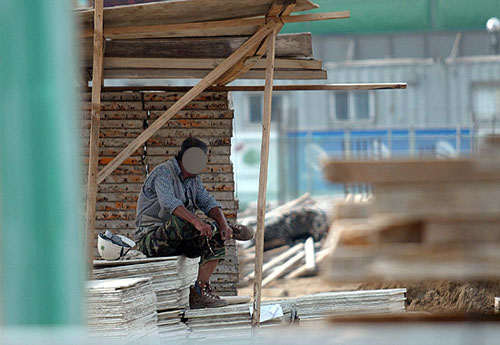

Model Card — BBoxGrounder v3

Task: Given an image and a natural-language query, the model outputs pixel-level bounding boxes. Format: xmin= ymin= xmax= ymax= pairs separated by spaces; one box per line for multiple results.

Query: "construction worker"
xmin=134 ymin=137 xmax=253 ymax=309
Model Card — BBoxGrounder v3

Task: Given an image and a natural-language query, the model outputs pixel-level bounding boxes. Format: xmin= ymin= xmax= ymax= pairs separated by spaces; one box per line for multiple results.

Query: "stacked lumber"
xmin=93 ymin=257 xmax=198 ymax=339
xmin=156 ymin=310 xmax=190 ymax=341
xmin=296 ymin=288 xmax=407 ymax=325
xmin=322 ymin=136 xmax=500 ymax=282
xmin=81 ymin=90 xmax=239 ymax=295
xmin=76 ymin=0 xmax=328 ymax=81
xmin=86 ymin=277 xmax=159 ymax=343
xmin=184 ymin=299 xmax=295 ymax=341
xmin=93 ymin=257 xmax=198 ymax=310
xmin=239 ymin=193 xmax=329 ymax=251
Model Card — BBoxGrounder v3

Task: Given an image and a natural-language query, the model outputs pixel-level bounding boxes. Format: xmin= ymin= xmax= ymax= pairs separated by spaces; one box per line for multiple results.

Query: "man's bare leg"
xmin=197 ymin=259 xmax=219 ymax=282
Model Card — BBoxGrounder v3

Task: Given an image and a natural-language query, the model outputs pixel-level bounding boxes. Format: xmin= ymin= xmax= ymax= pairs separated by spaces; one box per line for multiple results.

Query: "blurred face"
xmin=181 ymin=147 xmax=207 ymax=177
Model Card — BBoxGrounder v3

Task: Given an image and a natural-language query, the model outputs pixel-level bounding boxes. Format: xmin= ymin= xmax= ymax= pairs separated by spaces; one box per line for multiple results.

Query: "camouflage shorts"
xmin=136 ymin=216 xmax=225 ymax=266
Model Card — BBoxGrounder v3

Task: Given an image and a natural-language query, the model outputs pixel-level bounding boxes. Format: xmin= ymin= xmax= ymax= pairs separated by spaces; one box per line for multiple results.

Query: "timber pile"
xmin=183 ymin=288 xmax=406 ymax=340
xmin=75 ymin=0 xmax=328 ymax=81
xmin=93 ymin=256 xmax=198 ymax=311
xmin=239 ymin=238 xmax=331 ymax=288
xmin=239 ymin=193 xmax=330 ymax=250
xmin=296 ymin=288 xmax=407 ymax=325
xmin=82 ymin=90 xmax=239 ymax=295
xmin=322 ymin=136 xmax=500 ymax=282
xmin=184 ymin=299 xmax=295 ymax=341
xmin=86 ymin=277 xmax=159 ymax=343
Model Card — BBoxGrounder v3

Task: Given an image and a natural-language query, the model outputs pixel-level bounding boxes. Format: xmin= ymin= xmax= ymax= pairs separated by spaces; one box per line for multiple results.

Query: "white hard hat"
xmin=97 ymin=231 xmax=135 ymax=260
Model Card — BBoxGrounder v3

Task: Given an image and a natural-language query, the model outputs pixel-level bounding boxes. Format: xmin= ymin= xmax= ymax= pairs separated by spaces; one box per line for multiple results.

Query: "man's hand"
xmin=194 ymin=220 xmax=213 ymax=237
xmin=219 ymin=224 xmax=233 ymax=241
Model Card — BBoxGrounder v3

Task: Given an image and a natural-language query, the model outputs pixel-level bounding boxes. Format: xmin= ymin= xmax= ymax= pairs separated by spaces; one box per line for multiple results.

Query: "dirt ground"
xmin=238 ymin=276 xmax=500 ymax=314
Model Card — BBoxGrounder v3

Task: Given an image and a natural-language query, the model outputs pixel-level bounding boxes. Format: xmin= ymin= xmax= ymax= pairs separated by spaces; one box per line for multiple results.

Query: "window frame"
xmin=330 ymin=90 xmax=376 ymax=124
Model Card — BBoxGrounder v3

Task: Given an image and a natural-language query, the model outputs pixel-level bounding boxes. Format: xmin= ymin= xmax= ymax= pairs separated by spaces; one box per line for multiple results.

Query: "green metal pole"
xmin=0 ymin=0 xmax=84 ymax=325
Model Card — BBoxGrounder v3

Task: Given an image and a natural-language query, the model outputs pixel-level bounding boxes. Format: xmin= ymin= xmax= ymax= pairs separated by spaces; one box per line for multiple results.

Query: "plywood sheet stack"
xmin=86 ymin=277 xmax=159 ymax=343
xmin=81 ymin=90 xmax=239 ymax=295
xmin=184 ymin=299 xmax=294 ymax=341
xmin=296 ymin=288 xmax=407 ymax=325
xmin=93 ymin=256 xmax=198 ymax=339
xmin=93 ymin=256 xmax=199 ymax=310
xmin=322 ymin=136 xmax=500 ymax=282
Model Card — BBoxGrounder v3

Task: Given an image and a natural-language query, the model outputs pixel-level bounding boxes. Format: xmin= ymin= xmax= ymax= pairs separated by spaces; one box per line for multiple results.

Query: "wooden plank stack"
xmin=86 ymin=277 xmax=159 ymax=343
xmin=82 ymin=90 xmax=239 ymax=295
xmin=93 ymin=256 xmax=198 ymax=339
xmin=93 ymin=256 xmax=199 ymax=311
xmin=296 ymin=288 xmax=407 ymax=325
xmin=184 ymin=299 xmax=295 ymax=341
xmin=322 ymin=136 xmax=500 ymax=282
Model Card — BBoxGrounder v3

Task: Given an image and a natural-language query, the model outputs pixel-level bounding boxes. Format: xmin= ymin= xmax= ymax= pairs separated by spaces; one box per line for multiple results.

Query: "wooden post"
xmin=85 ymin=0 xmax=104 ymax=275
xmin=252 ymin=29 xmax=277 ymax=327
xmin=96 ymin=20 xmax=280 ymax=184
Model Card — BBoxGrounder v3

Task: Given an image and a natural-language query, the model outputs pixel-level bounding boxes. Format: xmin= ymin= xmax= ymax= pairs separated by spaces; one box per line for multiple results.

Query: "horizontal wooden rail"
xmin=81 ymin=11 xmax=350 ymax=39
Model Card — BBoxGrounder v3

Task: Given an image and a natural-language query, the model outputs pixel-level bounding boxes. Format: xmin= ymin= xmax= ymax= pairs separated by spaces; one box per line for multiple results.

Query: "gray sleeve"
xmin=195 ymin=177 xmax=221 ymax=215
xmin=154 ymin=167 xmax=184 ymax=214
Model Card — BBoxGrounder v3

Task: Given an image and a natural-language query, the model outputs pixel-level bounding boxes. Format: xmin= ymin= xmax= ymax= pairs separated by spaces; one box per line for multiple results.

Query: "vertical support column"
xmin=0 ymin=0 xmax=84 ymax=326
xmin=252 ymin=30 xmax=277 ymax=327
xmin=85 ymin=0 xmax=104 ymax=274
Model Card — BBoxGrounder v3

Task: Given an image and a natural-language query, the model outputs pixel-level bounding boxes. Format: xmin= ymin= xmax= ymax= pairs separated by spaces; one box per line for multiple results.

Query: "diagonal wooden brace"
xmin=96 ymin=19 xmax=281 ymax=184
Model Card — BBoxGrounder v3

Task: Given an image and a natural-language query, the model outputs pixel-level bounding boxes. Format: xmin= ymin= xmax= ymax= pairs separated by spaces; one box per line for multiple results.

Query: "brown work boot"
xmin=189 ymin=281 xmax=228 ymax=309
xmin=230 ymin=224 xmax=254 ymax=241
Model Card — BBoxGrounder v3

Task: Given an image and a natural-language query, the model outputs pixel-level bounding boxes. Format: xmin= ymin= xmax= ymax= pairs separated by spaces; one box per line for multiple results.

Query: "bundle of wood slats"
xmin=81 ymin=90 xmax=239 ymax=295
xmin=93 ymin=256 xmax=198 ymax=339
xmin=322 ymin=137 xmax=500 ymax=282
xmin=296 ymin=288 xmax=407 ymax=325
xmin=184 ymin=299 xmax=295 ymax=341
xmin=93 ymin=256 xmax=198 ymax=311
xmin=86 ymin=277 xmax=159 ymax=343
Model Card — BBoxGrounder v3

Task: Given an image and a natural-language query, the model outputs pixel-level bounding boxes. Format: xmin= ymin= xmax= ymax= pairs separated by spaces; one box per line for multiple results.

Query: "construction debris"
xmin=93 ymin=256 xmax=199 ymax=311
xmin=239 ymin=193 xmax=330 ymax=250
xmin=86 ymin=277 xmax=159 ymax=343
xmin=495 ymin=297 xmax=500 ymax=314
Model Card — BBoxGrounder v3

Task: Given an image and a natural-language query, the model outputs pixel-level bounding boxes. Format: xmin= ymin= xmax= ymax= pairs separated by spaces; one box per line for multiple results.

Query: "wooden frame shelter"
xmin=79 ymin=0 xmax=406 ymax=326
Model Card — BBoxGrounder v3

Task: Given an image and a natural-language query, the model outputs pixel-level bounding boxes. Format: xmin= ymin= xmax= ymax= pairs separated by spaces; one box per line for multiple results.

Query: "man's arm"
xmin=172 ymin=205 xmax=213 ymax=237
xmin=153 ymin=167 xmax=212 ymax=237
xmin=194 ymin=177 xmax=232 ymax=240
xmin=208 ymin=207 xmax=232 ymax=241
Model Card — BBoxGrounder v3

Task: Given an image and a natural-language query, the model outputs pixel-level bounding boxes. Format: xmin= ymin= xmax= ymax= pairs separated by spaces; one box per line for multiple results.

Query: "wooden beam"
xmin=81 ymin=33 xmax=313 ymax=60
xmin=91 ymin=57 xmax=323 ymax=70
xmin=323 ymin=159 xmax=500 ymax=184
xmin=87 ymin=83 xmax=407 ymax=93
xmin=85 ymin=0 xmax=104 ymax=275
xmin=101 ymin=67 xmax=327 ymax=80
xmin=281 ymin=11 xmax=350 ymax=23
xmin=252 ymin=29 xmax=277 ymax=327
xmin=77 ymin=0 xmax=320 ymax=32
xmin=80 ymin=10 xmax=350 ymax=40
xmin=214 ymin=0 xmax=293 ymax=86
xmin=96 ymin=19 xmax=281 ymax=185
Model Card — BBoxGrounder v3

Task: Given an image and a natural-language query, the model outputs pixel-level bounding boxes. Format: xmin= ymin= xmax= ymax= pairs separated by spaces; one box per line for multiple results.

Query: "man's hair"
xmin=176 ymin=137 xmax=208 ymax=160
